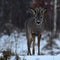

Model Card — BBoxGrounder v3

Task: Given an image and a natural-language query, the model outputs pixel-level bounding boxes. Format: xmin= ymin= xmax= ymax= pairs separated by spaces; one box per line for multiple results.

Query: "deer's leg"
xmin=38 ymin=33 xmax=41 ymax=55
xmin=27 ymin=42 xmax=31 ymax=55
xmin=32 ymin=33 xmax=35 ymax=55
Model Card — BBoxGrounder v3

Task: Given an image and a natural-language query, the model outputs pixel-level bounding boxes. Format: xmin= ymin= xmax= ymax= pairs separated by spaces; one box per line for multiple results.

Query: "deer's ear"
xmin=30 ymin=9 xmax=35 ymax=15
xmin=26 ymin=9 xmax=35 ymax=16
xmin=44 ymin=9 xmax=47 ymax=13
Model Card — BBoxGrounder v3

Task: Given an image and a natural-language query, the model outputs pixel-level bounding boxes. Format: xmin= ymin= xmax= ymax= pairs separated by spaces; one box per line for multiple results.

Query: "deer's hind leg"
xmin=38 ymin=33 xmax=41 ymax=55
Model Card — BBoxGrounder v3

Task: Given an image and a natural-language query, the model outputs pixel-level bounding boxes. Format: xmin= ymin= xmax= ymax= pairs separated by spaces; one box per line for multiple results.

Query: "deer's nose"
xmin=37 ymin=22 xmax=40 ymax=24
xmin=36 ymin=21 xmax=40 ymax=24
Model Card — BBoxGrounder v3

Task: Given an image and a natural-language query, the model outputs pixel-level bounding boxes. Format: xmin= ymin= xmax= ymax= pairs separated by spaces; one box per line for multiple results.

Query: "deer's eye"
xmin=40 ymin=16 xmax=42 ymax=18
xmin=40 ymin=10 xmax=43 ymax=13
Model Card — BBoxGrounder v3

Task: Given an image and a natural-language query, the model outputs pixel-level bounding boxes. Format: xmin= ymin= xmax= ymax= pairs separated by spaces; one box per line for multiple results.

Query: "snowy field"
xmin=0 ymin=31 xmax=60 ymax=60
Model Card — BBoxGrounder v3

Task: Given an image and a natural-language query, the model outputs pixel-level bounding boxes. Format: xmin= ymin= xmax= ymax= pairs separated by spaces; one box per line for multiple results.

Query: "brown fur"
xmin=25 ymin=7 xmax=46 ymax=55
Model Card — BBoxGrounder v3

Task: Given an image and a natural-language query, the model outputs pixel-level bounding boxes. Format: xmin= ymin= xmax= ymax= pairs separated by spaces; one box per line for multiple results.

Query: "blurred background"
xmin=0 ymin=0 xmax=60 ymax=59
xmin=0 ymin=0 xmax=60 ymax=34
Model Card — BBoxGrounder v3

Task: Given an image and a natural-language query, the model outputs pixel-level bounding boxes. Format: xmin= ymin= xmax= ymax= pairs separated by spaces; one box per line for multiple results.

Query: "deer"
xmin=25 ymin=7 xmax=47 ymax=55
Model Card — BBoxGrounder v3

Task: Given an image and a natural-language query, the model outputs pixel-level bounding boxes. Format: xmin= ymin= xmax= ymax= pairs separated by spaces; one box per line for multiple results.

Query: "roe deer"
xmin=25 ymin=7 xmax=46 ymax=55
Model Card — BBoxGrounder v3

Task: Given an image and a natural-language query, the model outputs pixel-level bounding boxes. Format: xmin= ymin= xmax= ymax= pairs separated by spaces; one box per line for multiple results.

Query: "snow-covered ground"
xmin=0 ymin=31 xmax=60 ymax=60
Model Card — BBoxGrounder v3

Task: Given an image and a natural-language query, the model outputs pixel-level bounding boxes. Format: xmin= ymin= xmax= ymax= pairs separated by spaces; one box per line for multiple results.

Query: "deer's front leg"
xmin=27 ymin=43 xmax=31 ymax=55
xmin=32 ymin=33 xmax=35 ymax=55
xmin=27 ymin=39 xmax=31 ymax=55
xmin=38 ymin=33 xmax=41 ymax=55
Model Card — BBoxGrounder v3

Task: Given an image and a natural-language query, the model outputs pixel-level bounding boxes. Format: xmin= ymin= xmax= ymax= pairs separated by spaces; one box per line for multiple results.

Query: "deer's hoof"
xmin=27 ymin=53 xmax=29 ymax=55
xmin=27 ymin=52 xmax=31 ymax=55
xmin=38 ymin=53 xmax=40 ymax=55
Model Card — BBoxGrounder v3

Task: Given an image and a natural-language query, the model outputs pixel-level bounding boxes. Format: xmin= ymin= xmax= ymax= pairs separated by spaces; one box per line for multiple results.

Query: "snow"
xmin=0 ymin=31 xmax=60 ymax=60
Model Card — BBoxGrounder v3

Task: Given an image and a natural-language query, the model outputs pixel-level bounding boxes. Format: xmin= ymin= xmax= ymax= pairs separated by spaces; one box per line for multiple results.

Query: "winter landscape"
xmin=0 ymin=31 xmax=60 ymax=60
xmin=0 ymin=0 xmax=60 ymax=60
